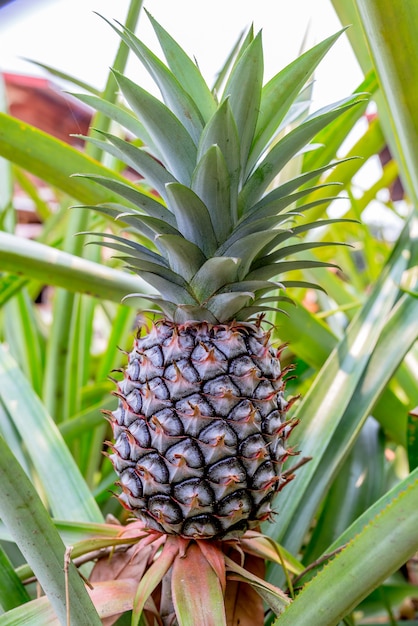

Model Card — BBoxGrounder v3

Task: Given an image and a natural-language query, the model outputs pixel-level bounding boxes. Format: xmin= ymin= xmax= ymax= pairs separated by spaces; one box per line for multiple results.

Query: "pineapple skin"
xmin=109 ymin=319 xmax=295 ymax=539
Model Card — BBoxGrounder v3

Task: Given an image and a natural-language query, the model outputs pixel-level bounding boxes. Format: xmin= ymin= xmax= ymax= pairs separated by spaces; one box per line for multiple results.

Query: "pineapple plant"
xmin=74 ymin=10 xmax=363 ymax=622
xmin=2 ymin=3 xmax=418 ymax=624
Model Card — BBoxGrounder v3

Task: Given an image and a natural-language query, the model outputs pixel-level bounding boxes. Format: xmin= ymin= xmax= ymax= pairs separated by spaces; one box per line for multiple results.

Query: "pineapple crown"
xmin=76 ymin=11 xmax=362 ymax=324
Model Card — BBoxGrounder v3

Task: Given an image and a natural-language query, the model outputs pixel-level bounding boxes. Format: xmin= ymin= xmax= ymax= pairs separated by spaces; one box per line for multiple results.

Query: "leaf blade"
xmin=0 ymin=432 xmax=102 ymax=625
xmin=0 ymin=346 xmax=103 ymax=522
xmin=113 ymin=70 xmax=197 ymax=185
xmin=0 ymin=113 xmax=131 ymax=204
xmin=274 ymin=478 xmax=418 ymax=626
xmin=0 ymin=231 xmax=150 ymax=304
xmin=172 ymin=543 xmax=227 ymax=626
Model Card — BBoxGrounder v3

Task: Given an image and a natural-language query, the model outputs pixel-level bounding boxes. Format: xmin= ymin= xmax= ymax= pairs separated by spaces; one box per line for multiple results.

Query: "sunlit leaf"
xmin=0 ymin=433 xmax=101 ymax=625
xmin=274 ymin=478 xmax=418 ymax=626
xmin=0 ymin=346 xmax=103 ymax=522
xmin=0 ymin=114 xmax=131 ymax=204
xmin=113 ymin=70 xmax=197 ymax=185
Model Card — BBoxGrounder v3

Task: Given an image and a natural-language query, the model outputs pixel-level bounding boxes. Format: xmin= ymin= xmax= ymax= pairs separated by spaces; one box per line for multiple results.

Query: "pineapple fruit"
xmin=81 ymin=13 xmax=359 ymax=541
xmin=111 ymin=318 xmax=295 ymax=539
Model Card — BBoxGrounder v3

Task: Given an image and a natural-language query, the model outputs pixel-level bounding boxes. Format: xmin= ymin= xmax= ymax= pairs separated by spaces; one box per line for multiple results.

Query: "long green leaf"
xmin=0 ymin=345 xmax=103 ymax=522
xmin=192 ymin=145 xmax=232 ymax=245
xmin=303 ymin=417 xmax=385 ymax=563
xmin=0 ymin=433 xmax=102 ymax=625
xmin=0 ymin=113 xmax=129 ymax=204
xmin=196 ymin=98 xmax=240 ymax=223
xmin=274 ymin=477 xmax=418 ymax=626
xmin=334 ymin=0 xmax=418 ymax=202
xmin=165 ymin=182 xmax=217 ymax=256
xmin=222 ymin=32 xmax=263 ymax=172
xmin=108 ymin=19 xmax=205 ymax=143
xmin=3 ymin=290 xmax=44 ymax=397
xmin=62 ymin=294 xmax=94 ymax=424
xmin=25 ymin=58 xmax=101 ymax=95
xmin=82 ymin=131 xmax=177 ymax=199
xmin=145 ymin=10 xmax=216 ymax=123
xmin=76 ymin=173 xmax=176 ymax=224
xmin=267 ymin=213 xmax=415 ymax=554
xmin=0 ymin=546 xmax=31 ymax=611
xmin=240 ymin=97 xmax=365 ymax=211
xmin=289 ymin=291 xmax=418 ymax=559
xmin=326 ymin=466 xmax=418 ymax=556
xmin=71 ymin=92 xmax=154 ymax=147
xmin=88 ymin=233 xmax=167 ymax=265
xmin=0 ymin=231 xmax=150 ymax=304
xmin=249 ymin=259 xmax=340 ymax=282
xmin=113 ymin=70 xmax=197 ymax=185
xmin=247 ymin=29 xmax=346 ymax=176
xmin=238 ymin=183 xmax=341 ymax=230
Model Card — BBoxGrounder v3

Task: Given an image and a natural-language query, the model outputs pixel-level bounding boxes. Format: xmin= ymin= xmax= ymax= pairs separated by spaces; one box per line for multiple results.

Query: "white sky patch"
xmin=0 ymin=0 xmax=363 ymax=109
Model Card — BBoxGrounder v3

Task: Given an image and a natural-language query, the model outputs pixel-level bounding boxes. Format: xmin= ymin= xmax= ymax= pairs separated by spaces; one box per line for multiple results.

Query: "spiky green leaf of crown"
xmin=76 ymin=13 xmax=364 ymax=323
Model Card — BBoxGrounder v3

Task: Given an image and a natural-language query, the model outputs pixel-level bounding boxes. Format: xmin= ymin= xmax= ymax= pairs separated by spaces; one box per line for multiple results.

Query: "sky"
xmin=0 ymin=0 xmax=364 ymax=110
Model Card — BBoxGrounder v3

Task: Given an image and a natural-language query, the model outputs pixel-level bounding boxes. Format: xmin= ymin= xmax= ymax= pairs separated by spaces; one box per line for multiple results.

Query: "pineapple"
xmin=81 ymin=13 xmax=359 ymax=541
xmin=111 ymin=318 xmax=296 ymax=538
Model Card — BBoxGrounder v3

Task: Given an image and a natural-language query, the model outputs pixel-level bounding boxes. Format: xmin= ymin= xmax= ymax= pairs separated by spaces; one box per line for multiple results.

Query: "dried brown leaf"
xmin=198 ymin=540 xmax=227 ymax=592
xmin=224 ymin=551 xmax=265 ymax=626
xmin=89 ymin=527 xmax=165 ymax=626
xmin=90 ymin=541 xmax=154 ymax=583
xmin=225 ymin=553 xmax=291 ymax=618
xmin=88 ymin=579 xmax=137 ymax=625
